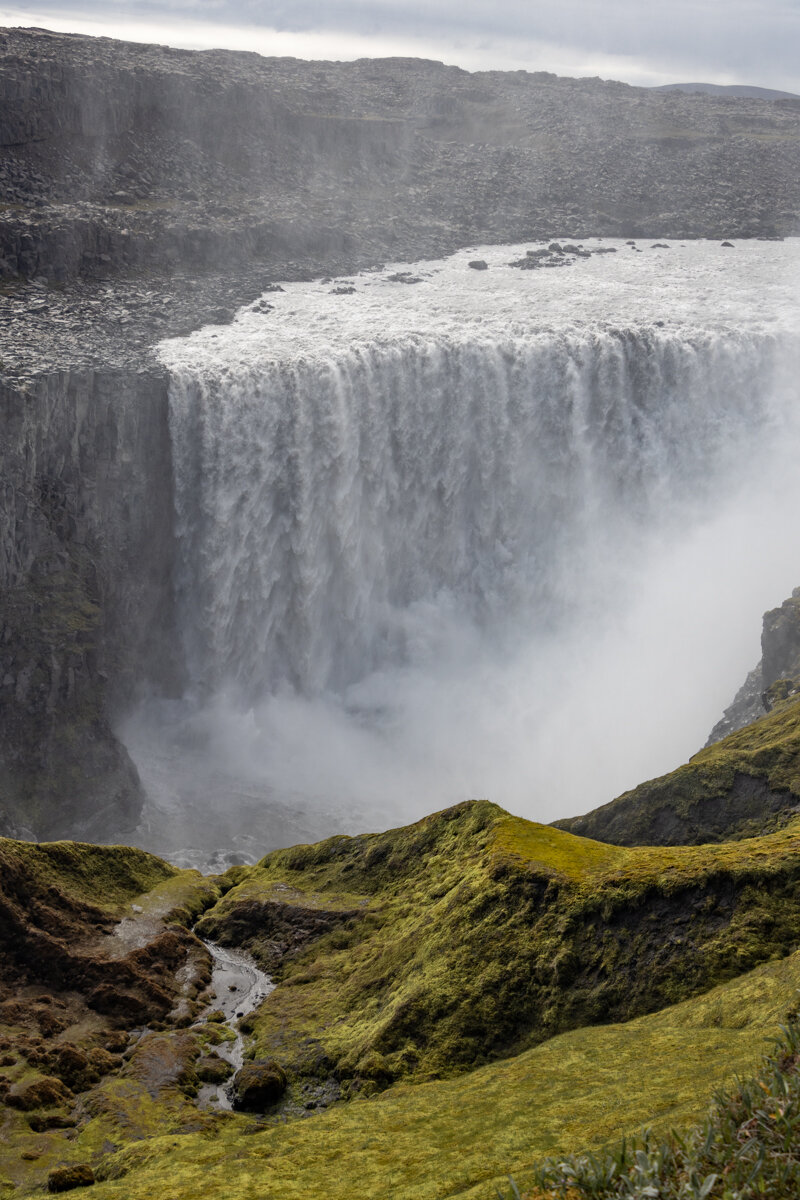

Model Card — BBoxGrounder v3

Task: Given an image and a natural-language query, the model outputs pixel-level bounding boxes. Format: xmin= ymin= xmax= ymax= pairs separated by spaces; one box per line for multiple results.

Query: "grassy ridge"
xmin=528 ymin=1009 xmax=800 ymax=1198
xmin=0 ymin=837 xmax=177 ymax=910
xmin=45 ymin=948 xmax=800 ymax=1200
xmin=197 ymin=801 xmax=800 ymax=1095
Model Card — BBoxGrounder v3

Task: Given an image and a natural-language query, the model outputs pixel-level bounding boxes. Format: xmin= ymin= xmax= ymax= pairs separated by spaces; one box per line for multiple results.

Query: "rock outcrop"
xmin=706 ymin=588 xmax=800 ymax=745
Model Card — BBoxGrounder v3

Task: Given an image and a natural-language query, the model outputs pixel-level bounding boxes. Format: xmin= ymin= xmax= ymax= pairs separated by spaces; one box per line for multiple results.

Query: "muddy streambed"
xmin=196 ymin=941 xmax=274 ymax=1110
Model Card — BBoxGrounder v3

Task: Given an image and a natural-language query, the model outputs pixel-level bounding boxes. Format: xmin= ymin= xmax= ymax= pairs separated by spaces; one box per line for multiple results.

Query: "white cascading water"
xmin=125 ymin=239 xmax=800 ymax=867
xmin=169 ymin=329 xmax=775 ymax=698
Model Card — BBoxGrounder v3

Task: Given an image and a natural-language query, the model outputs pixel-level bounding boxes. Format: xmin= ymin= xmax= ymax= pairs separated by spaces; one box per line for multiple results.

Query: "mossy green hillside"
xmin=554 ymin=694 xmax=800 ymax=847
xmin=198 ymin=801 xmax=800 ymax=1095
xmin=0 ymin=837 xmax=177 ymax=913
xmin=23 ymin=948 xmax=800 ymax=1200
xmin=529 ymin=998 xmax=800 ymax=1199
xmin=0 ymin=839 xmax=222 ymax=1197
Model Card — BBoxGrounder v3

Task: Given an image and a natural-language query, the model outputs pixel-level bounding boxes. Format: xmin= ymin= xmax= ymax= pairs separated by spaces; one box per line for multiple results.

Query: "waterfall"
xmin=168 ymin=327 xmax=779 ymax=701
xmin=130 ymin=240 xmax=800 ymax=865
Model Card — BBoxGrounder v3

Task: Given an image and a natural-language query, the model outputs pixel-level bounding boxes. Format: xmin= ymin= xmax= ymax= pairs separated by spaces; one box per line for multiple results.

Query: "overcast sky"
xmin=1 ymin=0 xmax=799 ymax=92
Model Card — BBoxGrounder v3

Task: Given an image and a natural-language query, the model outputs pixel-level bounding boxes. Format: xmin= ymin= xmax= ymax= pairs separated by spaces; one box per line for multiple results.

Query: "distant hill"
xmin=653 ymin=81 xmax=800 ymax=100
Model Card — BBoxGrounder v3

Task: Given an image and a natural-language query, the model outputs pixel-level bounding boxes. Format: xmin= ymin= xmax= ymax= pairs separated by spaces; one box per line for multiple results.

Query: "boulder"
xmin=232 ymin=1059 xmax=287 ymax=1110
xmin=196 ymin=1053 xmax=234 ymax=1084
xmin=47 ymin=1164 xmax=95 ymax=1192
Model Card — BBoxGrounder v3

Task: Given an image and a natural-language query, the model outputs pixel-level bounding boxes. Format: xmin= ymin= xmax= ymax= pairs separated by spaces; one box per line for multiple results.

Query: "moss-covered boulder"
xmin=232 ymin=1059 xmax=287 ymax=1110
xmin=196 ymin=1053 xmax=233 ymax=1085
xmin=47 ymin=1163 xmax=95 ymax=1192
xmin=6 ymin=1075 xmax=73 ymax=1111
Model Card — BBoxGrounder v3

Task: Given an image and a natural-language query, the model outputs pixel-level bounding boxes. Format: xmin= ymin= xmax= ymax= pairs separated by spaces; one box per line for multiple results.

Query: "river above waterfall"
xmin=125 ymin=239 xmax=800 ymax=869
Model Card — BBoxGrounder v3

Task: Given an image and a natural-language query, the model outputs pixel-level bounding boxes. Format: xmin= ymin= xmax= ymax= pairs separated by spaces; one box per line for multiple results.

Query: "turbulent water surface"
xmin=125 ymin=238 xmax=800 ymax=866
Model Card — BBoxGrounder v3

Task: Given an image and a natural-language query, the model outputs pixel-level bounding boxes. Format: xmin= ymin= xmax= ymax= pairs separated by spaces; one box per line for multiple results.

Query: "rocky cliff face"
xmin=0 ymin=368 xmax=178 ymax=840
xmin=1 ymin=27 xmax=799 ymax=284
xmin=706 ymin=588 xmax=800 ymax=745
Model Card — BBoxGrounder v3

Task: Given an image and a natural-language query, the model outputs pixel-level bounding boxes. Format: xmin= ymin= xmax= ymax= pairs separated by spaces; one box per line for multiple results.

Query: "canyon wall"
xmin=2 ymin=27 xmax=800 ymax=284
xmin=0 ymin=367 xmax=177 ymax=839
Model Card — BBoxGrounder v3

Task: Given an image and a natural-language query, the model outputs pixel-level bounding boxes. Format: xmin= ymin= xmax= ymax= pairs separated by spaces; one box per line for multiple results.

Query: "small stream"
xmin=196 ymin=940 xmax=275 ymax=1110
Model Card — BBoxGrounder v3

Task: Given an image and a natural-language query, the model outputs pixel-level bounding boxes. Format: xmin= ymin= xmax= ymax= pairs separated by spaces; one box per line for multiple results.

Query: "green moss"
xmin=529 ymin=1003 xmax=800 ymax=1199
xmin=24 ymin=949 xmax=800 ymax=1200
xmin=191 ymin=802 xmax=800 ymax=1099
xmin=493 ymin=816 xmax=625 ymax=879
xmin=0 ymin=837 xmax=176 ymax=913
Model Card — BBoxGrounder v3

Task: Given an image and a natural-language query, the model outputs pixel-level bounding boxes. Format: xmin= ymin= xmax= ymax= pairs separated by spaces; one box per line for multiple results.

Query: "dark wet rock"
xmin=722 ymin=240 xmax=735 ymax=246
xmin=47 ymin=1164 xmax=95 ymax=1192
xmin=48 ymin=1044 xmax=119 ymax=1091
xmin=508 ymin=250 xmax=571 ymax=270
xmin=467 ymin=259 xmax=488 ymax=270
xmin=232 ymin=1059 xmax=287 ymax=1110
xmin=331 ymin=285 xmax=357 ymax=294
xmin=29 ymin=1112 xmax=78 ymax=1131
xmin=196 ymin=898 xmax=359 ymax=971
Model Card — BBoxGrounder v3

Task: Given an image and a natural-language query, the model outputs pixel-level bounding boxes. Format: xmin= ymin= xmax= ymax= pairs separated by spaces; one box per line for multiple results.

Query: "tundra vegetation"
xmin=3 ymin=697 xmax=800 ymax=1197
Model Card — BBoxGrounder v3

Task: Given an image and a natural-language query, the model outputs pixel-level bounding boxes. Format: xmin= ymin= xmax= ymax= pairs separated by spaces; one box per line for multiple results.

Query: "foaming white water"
xmin=130 ymin=239 xmax=800 ymax=860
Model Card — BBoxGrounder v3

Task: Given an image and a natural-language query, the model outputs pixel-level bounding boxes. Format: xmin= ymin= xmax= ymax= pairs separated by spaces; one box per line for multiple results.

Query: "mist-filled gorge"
xmin=118 ymin=239 xmax=800 ymax=867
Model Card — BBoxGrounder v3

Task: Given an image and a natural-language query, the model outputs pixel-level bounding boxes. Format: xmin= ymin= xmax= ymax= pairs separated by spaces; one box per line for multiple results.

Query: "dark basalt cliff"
xmin=2 ymin=25 xmax=799 ymax=287
xmin=0 ymin=368 xmax=179 ymax=840
xmin=1 ymin=26 xmax=799 ymax=839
